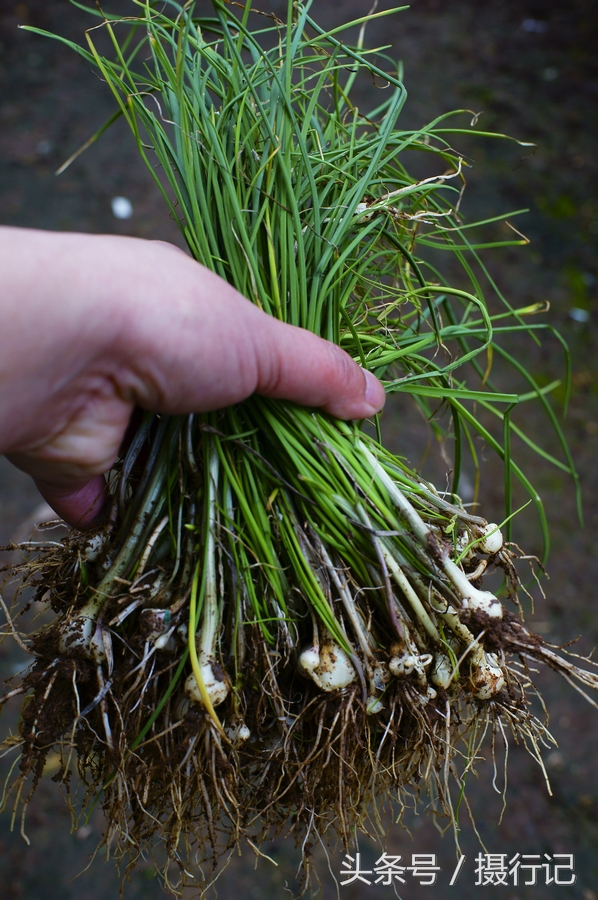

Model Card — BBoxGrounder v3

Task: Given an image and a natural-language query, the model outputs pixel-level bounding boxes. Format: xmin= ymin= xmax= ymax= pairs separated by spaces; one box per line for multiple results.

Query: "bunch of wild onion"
xmin=2 ymin=0 xmax=595 ymax=887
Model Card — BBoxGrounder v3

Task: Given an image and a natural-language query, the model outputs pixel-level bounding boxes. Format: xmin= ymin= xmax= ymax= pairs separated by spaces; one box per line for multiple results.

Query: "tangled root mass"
xmin=2 ymin=408 xmax=596 ymax=896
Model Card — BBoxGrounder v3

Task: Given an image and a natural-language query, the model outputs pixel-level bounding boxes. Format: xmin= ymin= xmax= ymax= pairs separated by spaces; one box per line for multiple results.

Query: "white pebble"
xmin=521 ymin=18 xmax=547 ymax=33
xmin=570 ymin=307 xmax=590 ymax=323
xmin=111 ymin=196 xmax=134 ymax=219
xmin=542 ymin=66 xmax=558 ymax=82
xmin=36 ymin=139 xmax=53 ymax=156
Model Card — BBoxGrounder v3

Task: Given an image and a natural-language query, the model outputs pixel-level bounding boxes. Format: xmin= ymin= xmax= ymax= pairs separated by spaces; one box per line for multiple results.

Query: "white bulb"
xmin=298 ymin=647 xmax=320 ymax=675
xmin=225 ymin=722 xmax=250 ymax=745
xmin=479 ymin=523 xmax=503 ymax=555
xmin=185 ymin=660 xmax=229 ymax=707
xmin=82 ymin=533 xmax=106 ymax=561
xmin=471 ymin=652 xmax=505 ymax=700
xmin=58 ymin=613 xmax=105 ymax=661
xmin=430 ymin=652 xmax=453 ymax=689
xmin=366 ymin=696 xmax=384 ymax=715
xmin=389 ymin=652 xmax=433 ymax=679
xmin=354 ymin=202 xmax=373 ymax=220
xmin=298 ymin=642 xmax=356 ymax=691
xmin=389 ymin=653 xmax=418 ymax=677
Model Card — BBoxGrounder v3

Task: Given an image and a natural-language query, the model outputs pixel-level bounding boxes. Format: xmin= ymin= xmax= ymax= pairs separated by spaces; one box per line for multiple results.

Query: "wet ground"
xmin=1 ymin=0 xmax=598 ymax=897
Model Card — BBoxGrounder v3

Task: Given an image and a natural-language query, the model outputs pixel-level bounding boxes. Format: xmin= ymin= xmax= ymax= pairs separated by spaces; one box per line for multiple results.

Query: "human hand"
xmin=0 ymin=227 xmax=385 ymax=529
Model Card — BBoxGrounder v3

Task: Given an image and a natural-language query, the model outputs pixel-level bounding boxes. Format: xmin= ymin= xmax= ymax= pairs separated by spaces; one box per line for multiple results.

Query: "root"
xmin=0 ymin=412 xmax=593 ymax=894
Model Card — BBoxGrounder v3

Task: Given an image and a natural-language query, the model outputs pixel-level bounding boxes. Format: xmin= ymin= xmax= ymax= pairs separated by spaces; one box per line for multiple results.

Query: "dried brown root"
xmin=1 ymin=516 xmax=596 ymax=895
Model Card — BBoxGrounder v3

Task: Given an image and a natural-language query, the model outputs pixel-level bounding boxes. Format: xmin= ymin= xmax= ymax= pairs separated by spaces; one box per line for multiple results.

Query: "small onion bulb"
xmin=389 ymin=652 xmax=433 ymax=678
xmin=81 ymin=533 xmax=107 ymax=562
xmin=298 ymin=641 xmax=356 ymax=691
xmin=58 ymin=611 xmax=106 ymax=661
xmin=478 ymin=523 xmax=504 ymax=555
xmin=471 ymin=651 xmax=505 ymax=700
xmin=185 ymin=656 xmax=230 ymax=708
xmin=444 ymin=556 xmax=503 ymax=619
xmin=354 ymin=202 xmax=374 ymax=220
xmin=430 ymin=652 xmax=454 ymax=689
xmin=225 ymin=722 xmax=251 ymax=745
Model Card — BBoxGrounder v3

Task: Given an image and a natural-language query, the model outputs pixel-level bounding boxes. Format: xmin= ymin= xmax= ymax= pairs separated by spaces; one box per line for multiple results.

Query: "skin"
xmin=0 ymin=226 xmax=386 ymax=529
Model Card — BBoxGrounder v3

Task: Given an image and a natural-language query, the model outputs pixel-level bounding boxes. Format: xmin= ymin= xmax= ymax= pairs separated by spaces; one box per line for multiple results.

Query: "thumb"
xmin=250 ymin=317 xmax=386 ymax=419
xmin=125 ymin=267 xmax=387 ymax=420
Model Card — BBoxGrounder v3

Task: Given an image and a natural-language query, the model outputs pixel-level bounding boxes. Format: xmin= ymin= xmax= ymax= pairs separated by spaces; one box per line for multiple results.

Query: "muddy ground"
xmin=1 ymin=0 xmax=598 ymax=897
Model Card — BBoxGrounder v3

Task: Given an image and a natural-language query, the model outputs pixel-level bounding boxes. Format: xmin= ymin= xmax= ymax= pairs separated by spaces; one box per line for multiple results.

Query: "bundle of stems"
xmin=1 ymin=0 xmax=595 ymax=891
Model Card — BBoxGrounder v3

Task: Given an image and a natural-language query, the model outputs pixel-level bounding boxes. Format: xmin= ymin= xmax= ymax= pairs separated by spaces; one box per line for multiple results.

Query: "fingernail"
xmin=363 ymin=369 xmax=386 ymax=414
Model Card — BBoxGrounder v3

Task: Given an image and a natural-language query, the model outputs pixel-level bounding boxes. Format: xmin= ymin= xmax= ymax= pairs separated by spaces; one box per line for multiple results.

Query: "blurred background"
xmin=1 ymin=0 xmax=598 ymax=897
